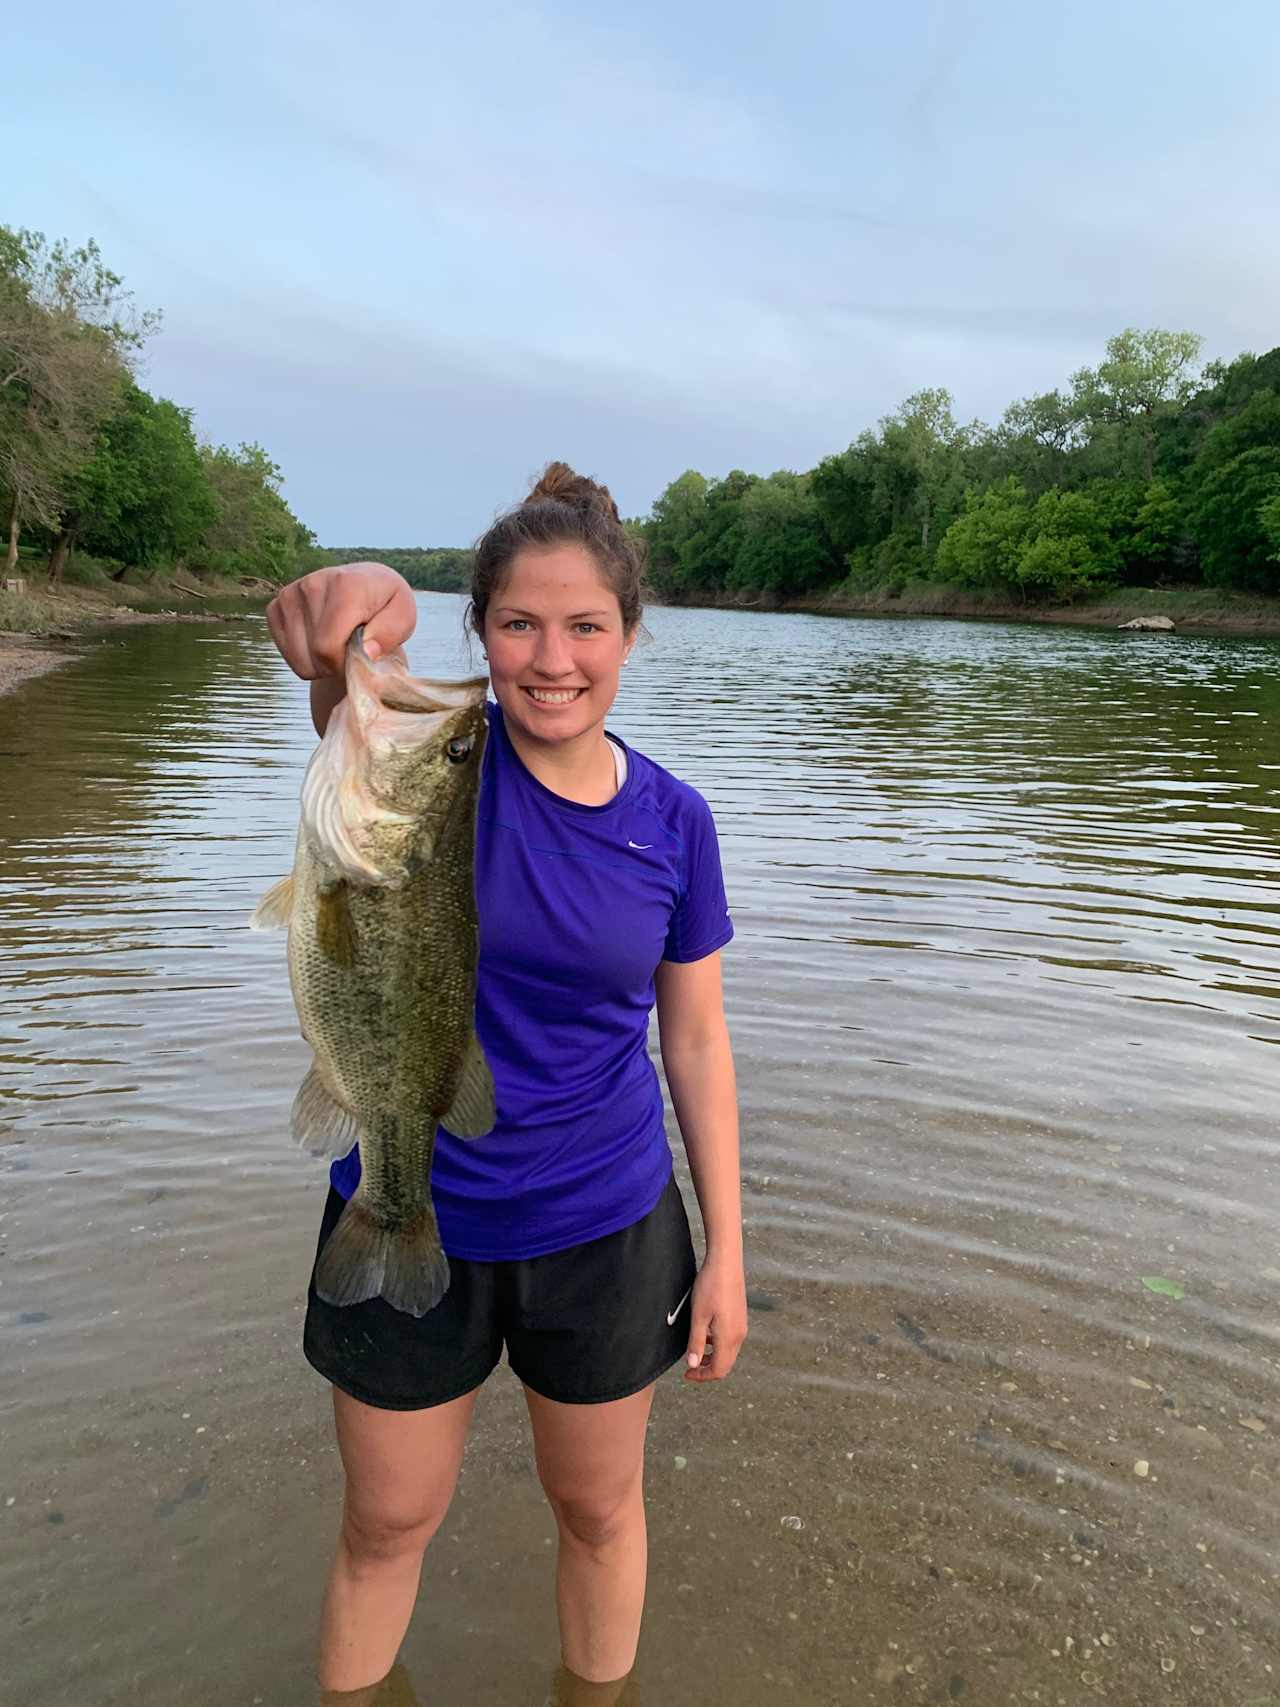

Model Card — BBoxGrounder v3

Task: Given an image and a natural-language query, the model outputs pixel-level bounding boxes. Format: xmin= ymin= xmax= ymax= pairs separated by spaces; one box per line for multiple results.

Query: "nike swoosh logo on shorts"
xmin=628 ymin=840 xmax=652 ymax=849
xmin=666 ymin=1285 xmax=693 ymax=1326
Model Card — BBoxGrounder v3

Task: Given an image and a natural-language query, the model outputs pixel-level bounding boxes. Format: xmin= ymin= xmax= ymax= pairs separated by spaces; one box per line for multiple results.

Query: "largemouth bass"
xmin=252 ymin=629 xmax=494 ymax=1316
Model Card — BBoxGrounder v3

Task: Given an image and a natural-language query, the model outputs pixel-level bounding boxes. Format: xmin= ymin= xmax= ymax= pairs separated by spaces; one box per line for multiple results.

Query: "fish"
xmin=251 ymin=627 xmax=494 ymax=1317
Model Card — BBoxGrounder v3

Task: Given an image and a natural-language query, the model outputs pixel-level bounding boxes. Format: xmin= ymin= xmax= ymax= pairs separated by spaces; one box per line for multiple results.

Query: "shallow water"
xmin=2 ymin=596 xmax=1278 ymax=1705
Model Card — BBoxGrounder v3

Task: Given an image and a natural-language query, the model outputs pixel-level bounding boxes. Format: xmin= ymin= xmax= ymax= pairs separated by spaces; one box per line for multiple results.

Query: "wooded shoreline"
xmin=6 ymin=576 xmax=1280 ymax=705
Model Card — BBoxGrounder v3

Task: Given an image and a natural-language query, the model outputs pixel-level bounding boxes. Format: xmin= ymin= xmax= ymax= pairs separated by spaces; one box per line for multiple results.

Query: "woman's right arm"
xmin=265 ymin=562 xmax=419 ymax=736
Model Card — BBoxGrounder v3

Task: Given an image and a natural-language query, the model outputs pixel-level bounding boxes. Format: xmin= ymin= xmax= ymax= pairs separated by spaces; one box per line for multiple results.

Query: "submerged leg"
xmin=318 ymin=1385 xmax=477 ymax=1692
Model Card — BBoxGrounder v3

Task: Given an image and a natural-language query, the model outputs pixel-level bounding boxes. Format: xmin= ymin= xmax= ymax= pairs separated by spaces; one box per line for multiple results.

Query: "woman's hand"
xmin=265 ymin=562 xmax=417 ymax=679
xmin=684 ymin=1250 xmax=748 ymax=1383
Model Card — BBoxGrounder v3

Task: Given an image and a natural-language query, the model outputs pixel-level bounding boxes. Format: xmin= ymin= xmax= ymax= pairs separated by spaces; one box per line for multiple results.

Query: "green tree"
xmin=995 ymin=390 xmax=1080 ymax=492
xmin=879 ymin=388 xmax=969 ymax=564
xmin=1071 ymin=327 xmax=1203 ymax=482
xmin=0 ymin=226 xmax=157 ymax=568
xmin=935 ymin=477 xmax=1032 ymax=587
xmin=677 ymin=469 xmax=757 ymax=592
xmin=645 ymin=470 xmax=708 ymax=596
xmin=729 ymin=471 xmax=833 ymax=598
xmin=1190 ymin=447 xmax=1280 ymax=590
xmin=48 ymin=384 xmax=217 ymax=578
xmin=192 ymin=442 xmax=314 ymax=582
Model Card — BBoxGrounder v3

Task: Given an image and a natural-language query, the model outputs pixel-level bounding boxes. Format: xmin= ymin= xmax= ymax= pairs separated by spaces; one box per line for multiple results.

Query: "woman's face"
xmin=482 ymin=544 xmax=631 ymax=749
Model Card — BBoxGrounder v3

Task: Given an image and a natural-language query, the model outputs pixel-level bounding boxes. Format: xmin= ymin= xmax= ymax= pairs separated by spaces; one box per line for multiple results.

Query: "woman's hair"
xmin=467 ymin=461 xmax=646 ymax=641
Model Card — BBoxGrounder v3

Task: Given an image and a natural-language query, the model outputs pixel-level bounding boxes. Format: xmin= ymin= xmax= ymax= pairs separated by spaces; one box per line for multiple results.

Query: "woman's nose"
xmin=533 ymin=630 xmax=573 ymax=676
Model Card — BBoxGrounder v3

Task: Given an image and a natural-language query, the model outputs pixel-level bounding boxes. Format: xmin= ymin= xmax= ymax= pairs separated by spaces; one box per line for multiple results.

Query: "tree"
xmin=935 ymin=477 xmax=1032 ymax=587
xmin=879 ymin=388 xmax=968 ymax=563
xmin=191 ymin=442 xmax=315 ymax=582
xmin=1191 ymin=448 xmax=1280 ymax=590
xmin=0 ymin=227 xmax=159 ymax=570
xmin=729 ymin=471 xmax=833 ymax=598
xmin=1261 ymin=493 xmax=1280 ymax=564
xmin=645 ymin=470 xmax=708 ymax=596
xmin=1070 ymin=328 xmax=1204 ymax=482
xmin=677 ymin=469 xmax=757 ymax=593
xmin=49 ymin=384 xmax=217 ymax=578
xmin=995 ymin=390 xmax=1081 ymax=492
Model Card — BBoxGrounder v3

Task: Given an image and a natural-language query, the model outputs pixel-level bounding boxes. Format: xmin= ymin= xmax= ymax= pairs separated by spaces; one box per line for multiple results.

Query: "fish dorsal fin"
xmin=291 ymin=1060 xmax=359 ymax=1158
xmin=249 ymin=872 xmax=295 ymax=930
xmin=442 ymin=1032 xmax=497 ymax=1140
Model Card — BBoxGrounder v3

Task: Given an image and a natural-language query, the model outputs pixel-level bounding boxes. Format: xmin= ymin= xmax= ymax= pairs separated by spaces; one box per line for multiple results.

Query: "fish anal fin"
xmin=442 ymin=1032 xmax=496 ymax=1140
xmin=290 ymin=1061 xmax=359 ymax=1158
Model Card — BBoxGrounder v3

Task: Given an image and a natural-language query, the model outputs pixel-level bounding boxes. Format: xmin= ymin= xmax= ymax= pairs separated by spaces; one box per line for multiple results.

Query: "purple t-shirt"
xmin=328 ymin=701 xmax=734 ymax=1261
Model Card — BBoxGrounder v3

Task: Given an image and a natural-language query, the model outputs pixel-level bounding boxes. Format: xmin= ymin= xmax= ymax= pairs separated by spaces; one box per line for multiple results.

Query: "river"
xmin=3 ymin=594 xmax=1278 ymax=1706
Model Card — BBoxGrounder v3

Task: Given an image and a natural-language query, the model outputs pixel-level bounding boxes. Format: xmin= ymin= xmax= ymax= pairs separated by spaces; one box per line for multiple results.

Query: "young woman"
xmin=266 ymin=464 xmax=747 ymax=1706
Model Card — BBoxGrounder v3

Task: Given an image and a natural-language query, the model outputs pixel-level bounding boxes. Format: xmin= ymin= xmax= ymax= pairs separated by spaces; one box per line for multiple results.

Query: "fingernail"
xmin=687 ymin=1352 xmax=700 ymax=1368
xmin=365 ymin=640 xmax=382 ymax=661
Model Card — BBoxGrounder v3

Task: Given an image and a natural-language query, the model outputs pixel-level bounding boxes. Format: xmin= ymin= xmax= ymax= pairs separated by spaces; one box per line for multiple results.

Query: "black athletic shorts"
xmin=302 ymin=1171 xmax=699 ymax=1410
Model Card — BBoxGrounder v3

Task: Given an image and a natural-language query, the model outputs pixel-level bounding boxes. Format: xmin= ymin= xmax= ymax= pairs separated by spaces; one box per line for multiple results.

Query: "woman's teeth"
xmin=526 ymin=688 xmax=584 ymax=704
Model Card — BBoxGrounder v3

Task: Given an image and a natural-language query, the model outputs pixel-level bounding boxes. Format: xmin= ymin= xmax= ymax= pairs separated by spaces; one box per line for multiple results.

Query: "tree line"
xmin=311 ymin=546 xmax=473 ymax=592
xmin=1 ymin=226 xmax=315 ymax=583
xmin=638 ymin=330 xmax=1280 ymax=605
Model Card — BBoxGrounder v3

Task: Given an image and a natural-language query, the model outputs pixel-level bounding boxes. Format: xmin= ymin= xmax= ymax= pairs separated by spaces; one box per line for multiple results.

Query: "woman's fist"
xmin=265 ymin=563 xmax=417 ymax=679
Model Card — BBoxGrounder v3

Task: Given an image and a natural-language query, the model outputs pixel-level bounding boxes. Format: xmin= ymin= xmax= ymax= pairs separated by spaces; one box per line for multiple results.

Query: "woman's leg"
xmin=524 ymin=1383 xmax=656 ymax=1686
xmin=318 ymin=1384 xmax=478 ymax=1692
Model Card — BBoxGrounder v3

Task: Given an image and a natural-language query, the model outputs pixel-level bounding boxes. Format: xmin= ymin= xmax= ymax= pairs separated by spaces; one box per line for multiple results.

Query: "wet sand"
xmin=0 ymin=636 xmax=80 ymax=697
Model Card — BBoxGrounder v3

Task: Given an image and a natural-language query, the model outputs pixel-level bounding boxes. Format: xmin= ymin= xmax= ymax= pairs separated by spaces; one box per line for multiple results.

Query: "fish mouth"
xmin=522 ymin=686 xmax=587 ymax=705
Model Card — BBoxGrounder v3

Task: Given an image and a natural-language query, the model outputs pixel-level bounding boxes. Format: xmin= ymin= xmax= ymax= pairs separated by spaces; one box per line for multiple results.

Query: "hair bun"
xmin=525 ymin=461 xmax=621 ymax=524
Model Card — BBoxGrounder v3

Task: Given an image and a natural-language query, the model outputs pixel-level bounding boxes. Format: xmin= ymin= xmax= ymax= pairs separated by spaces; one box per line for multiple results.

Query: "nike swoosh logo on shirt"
xmin=666 ymin=1285 xmax=693 ymax=1326
xmin=628 ymin=840 xmax=652 ymax=849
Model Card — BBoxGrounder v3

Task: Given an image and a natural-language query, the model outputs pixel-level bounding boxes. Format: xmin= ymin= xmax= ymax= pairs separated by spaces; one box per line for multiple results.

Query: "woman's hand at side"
xmin=265 ymin=562 xmax=417 ymax=680
xmin=684 ymin=1248 xmax=748 ymax=1383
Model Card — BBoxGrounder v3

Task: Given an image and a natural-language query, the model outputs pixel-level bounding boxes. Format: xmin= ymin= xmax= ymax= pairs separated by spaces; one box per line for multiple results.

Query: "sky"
xmin=7 ymin=0 xmax=1279 ymax=545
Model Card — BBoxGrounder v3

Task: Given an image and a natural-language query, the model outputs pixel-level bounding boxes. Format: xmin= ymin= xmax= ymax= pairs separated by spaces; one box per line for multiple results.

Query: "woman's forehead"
xmin=493 ymin=546 xmax=620 ymax=613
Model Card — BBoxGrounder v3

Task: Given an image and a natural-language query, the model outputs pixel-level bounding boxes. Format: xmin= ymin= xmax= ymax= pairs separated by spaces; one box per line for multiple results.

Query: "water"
xmin=3 ymin=597 xmax=1278 ymax=1705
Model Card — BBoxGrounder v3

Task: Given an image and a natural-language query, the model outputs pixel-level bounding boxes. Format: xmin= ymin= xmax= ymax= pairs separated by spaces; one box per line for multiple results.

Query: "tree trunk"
xmin=5 ymin=496 xmax=17 ymax=573
xmin=48 ymin=527 xmax=75 ymax=584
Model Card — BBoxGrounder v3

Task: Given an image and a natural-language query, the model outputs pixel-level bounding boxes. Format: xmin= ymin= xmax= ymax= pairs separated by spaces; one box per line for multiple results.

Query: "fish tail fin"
xmin=315 ymin=1193 xmax=450 ymax=1318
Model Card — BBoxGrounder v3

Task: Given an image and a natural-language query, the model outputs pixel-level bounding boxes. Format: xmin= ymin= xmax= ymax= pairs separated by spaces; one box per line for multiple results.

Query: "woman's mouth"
xmin=523 ymin=687 xmax=586 ymax=705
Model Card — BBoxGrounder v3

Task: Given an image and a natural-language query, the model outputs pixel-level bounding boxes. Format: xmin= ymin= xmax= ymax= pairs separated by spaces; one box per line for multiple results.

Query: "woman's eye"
xmin=575 ymin=623 xmax=599 ymax=634
xmin=505 ymin=619 xmax=530 ymax=632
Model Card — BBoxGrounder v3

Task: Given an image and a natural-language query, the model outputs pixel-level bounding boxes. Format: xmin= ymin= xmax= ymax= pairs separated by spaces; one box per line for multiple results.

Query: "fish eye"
xmin=446 ymin=735 xmax=474 ymax=764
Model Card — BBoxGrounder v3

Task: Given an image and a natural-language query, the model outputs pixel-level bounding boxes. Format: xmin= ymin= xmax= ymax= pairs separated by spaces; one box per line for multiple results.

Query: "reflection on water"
xmin=2 ymin=600 xmax=1279 ymax=1705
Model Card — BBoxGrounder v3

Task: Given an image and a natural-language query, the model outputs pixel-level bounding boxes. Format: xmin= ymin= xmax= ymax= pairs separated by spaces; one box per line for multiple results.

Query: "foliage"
xmin=638 ymin=326 xmax=1280 ymax=607
xmin=935 ymin=478 xmax=1032 ymax=587
xmin=316 ymin=547 xmax=474 ymax=592
xmin=47 ymin=384 xmax=217 ymax=576
xmin=1 ymin=223 xmax=314 ymax=583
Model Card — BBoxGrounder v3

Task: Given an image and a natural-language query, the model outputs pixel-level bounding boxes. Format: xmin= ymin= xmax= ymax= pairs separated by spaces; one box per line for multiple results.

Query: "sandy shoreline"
xmin=0 ymin=636 xmax=81 ymax=697
xmin=0 ymin=608 xmax=262 ymax=699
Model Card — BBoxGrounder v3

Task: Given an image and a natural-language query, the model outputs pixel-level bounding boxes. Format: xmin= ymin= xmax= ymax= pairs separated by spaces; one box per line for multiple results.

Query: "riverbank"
xmin=0 ymin=574 xmax=272 ymax=698
xmin=771 ymin=581 xmax=1280 ymax=633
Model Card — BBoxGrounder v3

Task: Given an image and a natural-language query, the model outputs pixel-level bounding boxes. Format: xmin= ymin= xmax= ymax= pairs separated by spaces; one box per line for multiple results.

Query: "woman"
xmin=266 ymin=464 xmax=747 ymax=1706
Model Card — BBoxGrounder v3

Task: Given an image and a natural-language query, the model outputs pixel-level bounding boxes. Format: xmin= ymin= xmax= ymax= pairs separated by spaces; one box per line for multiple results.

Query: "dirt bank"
xmin=0 ymin=576 xmax=271 ymax=698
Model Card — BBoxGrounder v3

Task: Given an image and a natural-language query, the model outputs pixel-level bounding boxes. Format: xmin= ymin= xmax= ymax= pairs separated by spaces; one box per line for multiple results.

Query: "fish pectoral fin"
xmin=442 ymin=1032 xmax=497 ymax=1140
xmin=316 ymin=882 xmax=357 ymax=966
xmin=290 ymin=1061 xmax=359 ymax=1158
xmin=249 ymin=873 xmax=295 ymax=930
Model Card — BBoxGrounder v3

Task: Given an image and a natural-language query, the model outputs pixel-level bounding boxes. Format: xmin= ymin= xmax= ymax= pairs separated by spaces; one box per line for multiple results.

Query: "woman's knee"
xmin=545 ymin=1479 xmax=643 ymax=1551
xmin=340 ymin=1496 xmax=449 ymax=1567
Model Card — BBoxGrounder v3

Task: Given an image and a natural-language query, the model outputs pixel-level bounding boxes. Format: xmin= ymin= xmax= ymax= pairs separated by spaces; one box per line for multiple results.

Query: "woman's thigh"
xmin=334 ymin=1385 xmax=478 ymax=1538
xmin=524 ymin=1384 xmax=655 ymax=1526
